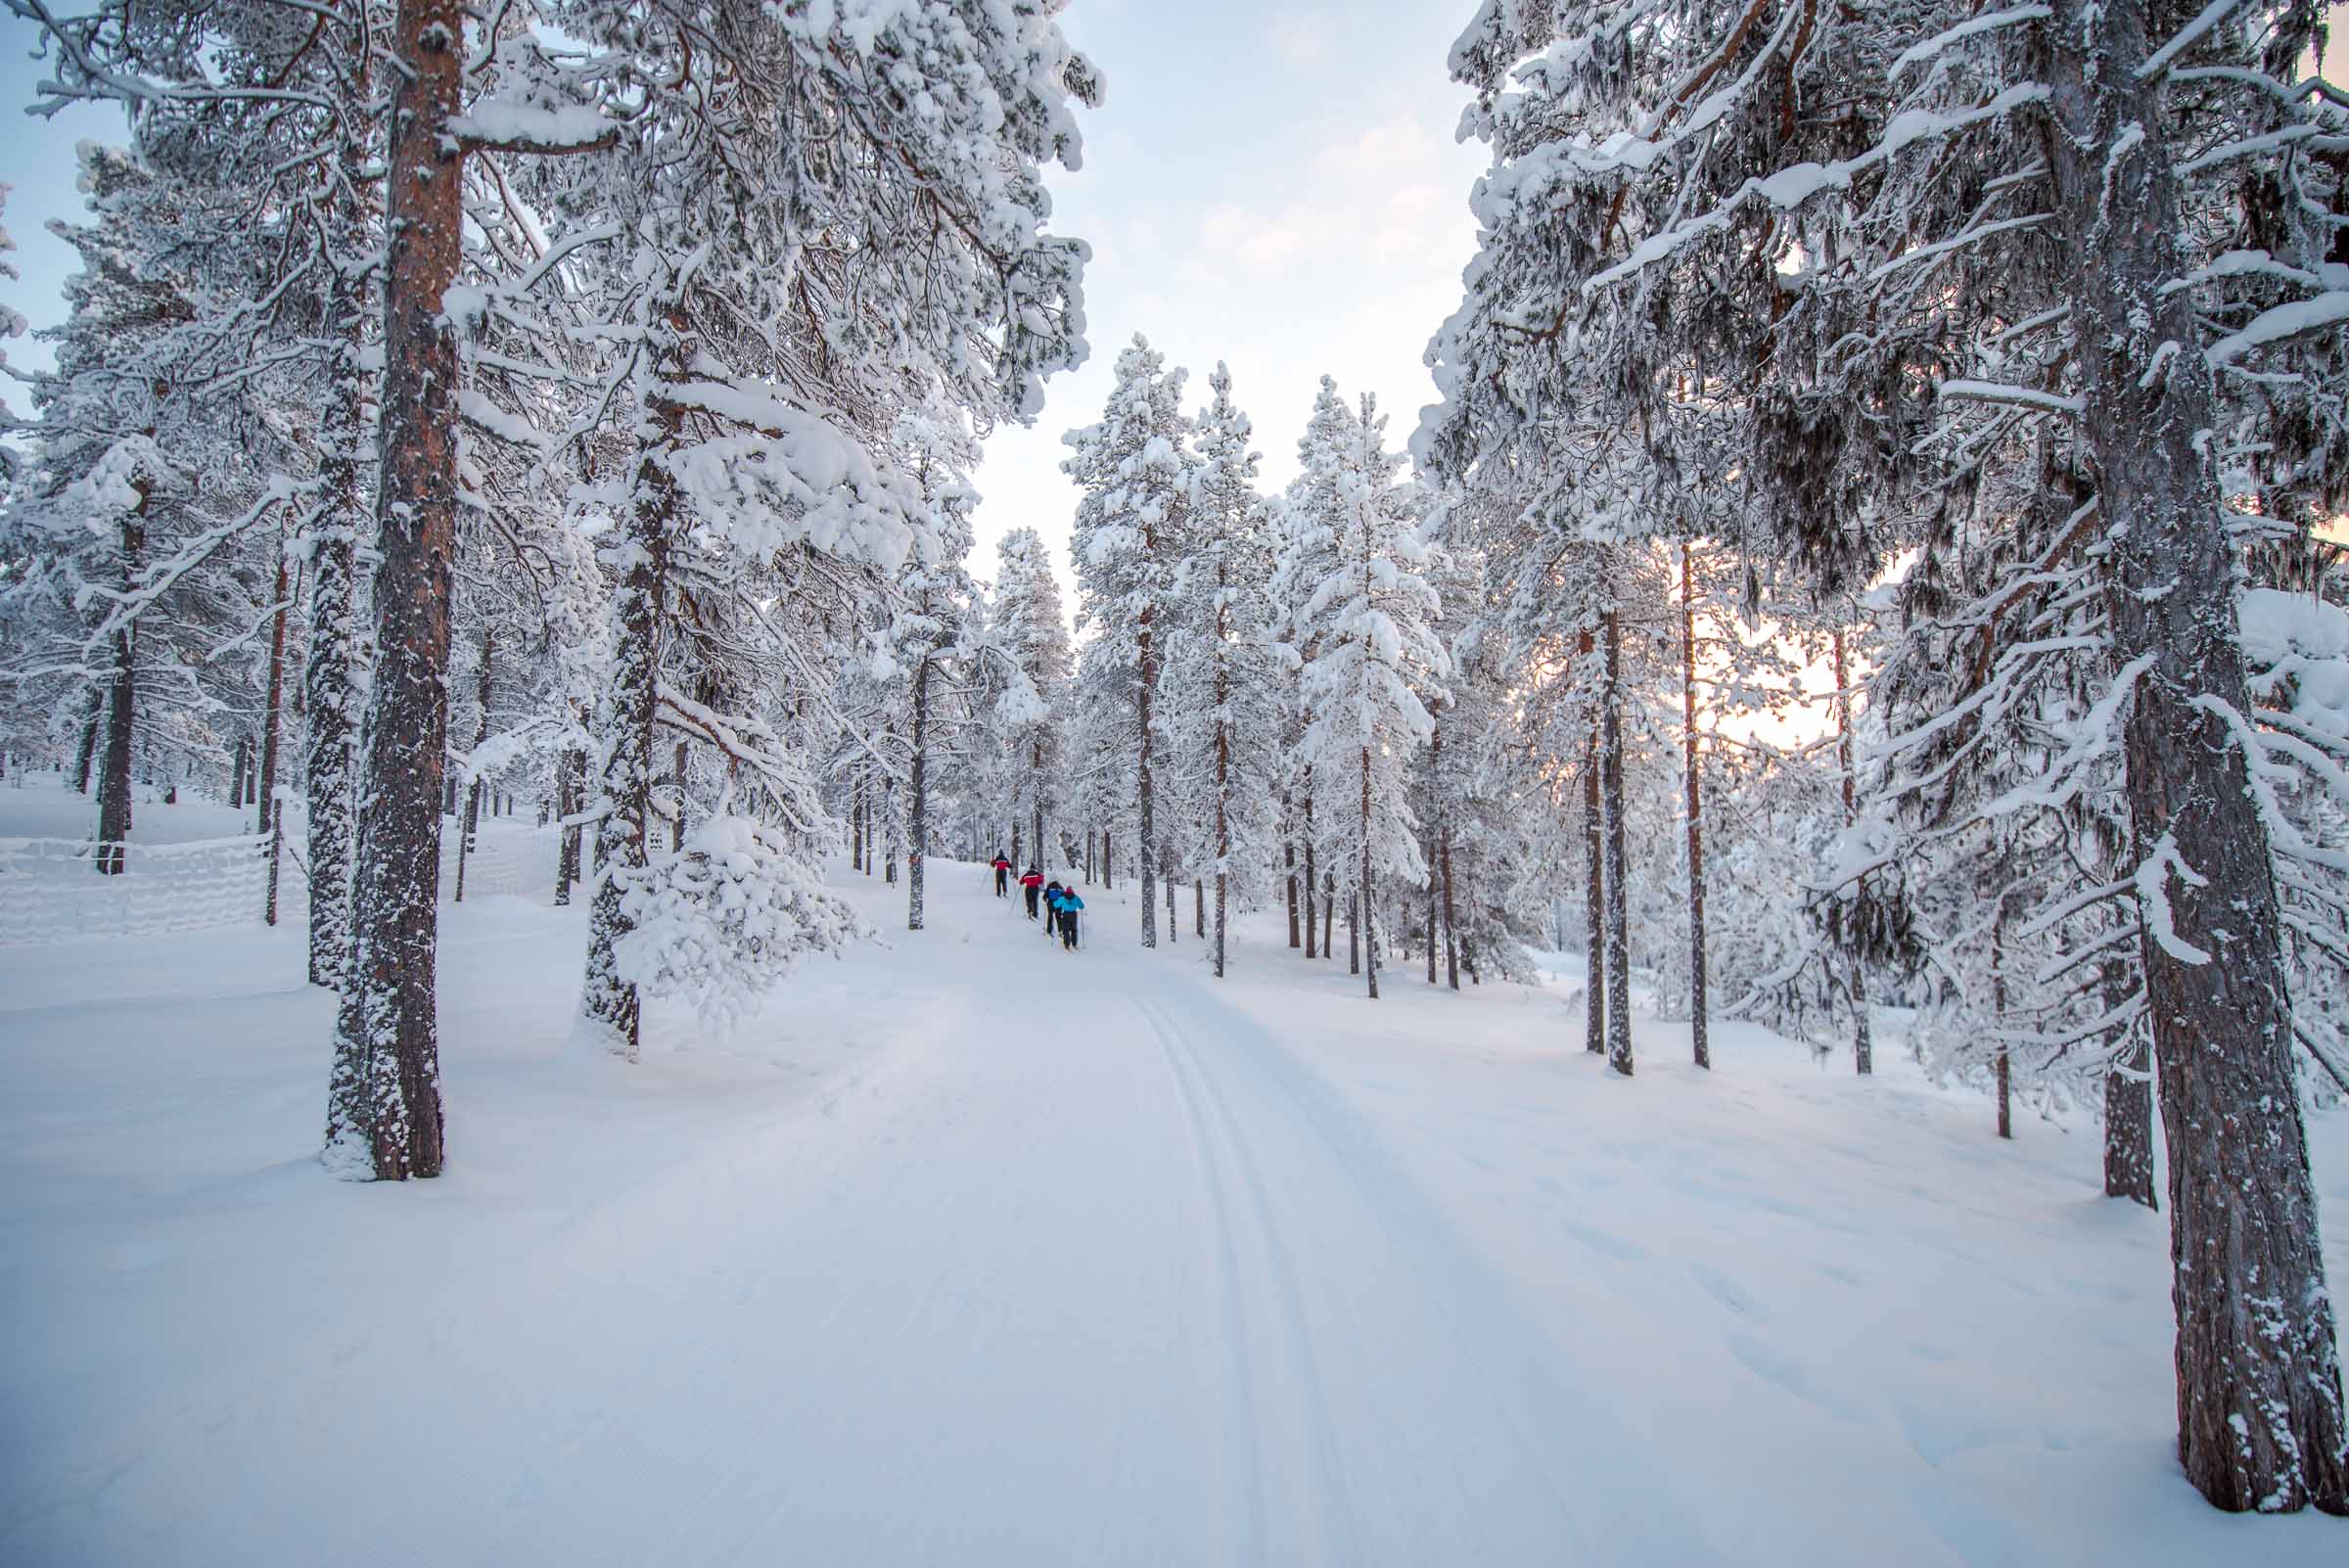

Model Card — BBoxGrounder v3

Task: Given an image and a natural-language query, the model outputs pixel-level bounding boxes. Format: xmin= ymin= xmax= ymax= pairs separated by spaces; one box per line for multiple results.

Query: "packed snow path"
xmin=4 ymin=853 xmax=2343 ymax=1566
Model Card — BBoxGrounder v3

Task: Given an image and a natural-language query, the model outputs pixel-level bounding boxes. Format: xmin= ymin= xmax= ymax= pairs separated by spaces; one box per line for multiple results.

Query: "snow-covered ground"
xmin=2 ymin=783 xmax=2342 ymax=1565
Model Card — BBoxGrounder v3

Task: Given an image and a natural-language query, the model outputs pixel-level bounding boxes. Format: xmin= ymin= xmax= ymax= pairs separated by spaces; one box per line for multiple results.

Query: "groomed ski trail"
xmin=7 ymin=868 xmax=1725 ymax=1568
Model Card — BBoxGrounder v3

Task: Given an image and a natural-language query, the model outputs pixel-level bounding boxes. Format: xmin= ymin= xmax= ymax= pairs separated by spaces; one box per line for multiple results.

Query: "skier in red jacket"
xmin=1020 ymin=866 xmax=1044 ymax=918
xmin=990 ymin=853 xmax=1011 ymax=898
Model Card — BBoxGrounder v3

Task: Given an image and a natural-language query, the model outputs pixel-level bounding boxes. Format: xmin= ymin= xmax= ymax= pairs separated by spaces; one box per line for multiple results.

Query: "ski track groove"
xmin=1140 ymin=990 xmax=1304 ymax=1566
xmin=1135 ymin=961 xmax=1727 ymax=1566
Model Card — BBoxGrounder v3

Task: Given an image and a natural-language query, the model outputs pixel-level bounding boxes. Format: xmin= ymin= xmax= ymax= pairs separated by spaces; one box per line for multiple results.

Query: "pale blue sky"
xmin=961 ymin=0 xmax=1487 ymax=587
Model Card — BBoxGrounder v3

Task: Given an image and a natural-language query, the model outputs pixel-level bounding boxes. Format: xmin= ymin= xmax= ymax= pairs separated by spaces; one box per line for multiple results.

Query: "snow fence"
xmin=0 ymin=822 xmax=566 ymax=945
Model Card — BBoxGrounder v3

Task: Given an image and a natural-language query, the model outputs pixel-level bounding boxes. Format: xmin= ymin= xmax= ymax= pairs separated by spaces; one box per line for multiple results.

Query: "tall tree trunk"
xmin=1030 ymin=737 xmax=1043 ymax=881
xmin=324 ymin=0 xmax=461 ymax=1180
xmin=1137 ymin=613 xmax=1157 ymax=949
xmin=1601 ymin=605 xmax=1632 ymax=1077
xmin=1443 ymin=834 xmax=1459 ymax=992
xmin=1285 ymin=833 xmax=1299 ymax=948
xmin=1322 ymin=870 xmax=1334 ymax=960
xmin=1103 ymin=828 xmax=1112 ymax=890
xmin=72 ymin=691 xmax=100 ymax=795
xmin=852 ymin=779 xmax=864 ymax=871
xmin=1213 ymin=655 xmax=1230 ymax=977
xmin=1427 ymin=719 xmax=1442 ymax=987
xmin=909 ymin=654 xmax=930 ymax=930
xmin=1832 ymin=623 xmax=1872 ymax=1076
xmin=2102 ymin=956 xmax=2156 ymax=1208
xmin=455 ymin=623 xmax=493 ymax=904
xmin=672 ymin=739 xmax=688 ymax=853
xmin=1348 ymin=887 xmax=1359 ymax=976
xmin=1361 ymin=745 xmax=1378 ymax=1000
xmin=259 ymin=542 xmax=291 ymax=925
xmin=302 ymin=384 xmax=364 ymax=985
xmin=258 ymin=545 xmax=289 ymax=839
xmin=1165 ymin=864 xmax=1176 ymax=945
xmin=1426 ymin=867 xmax=1438 ymax=986
xmin=1680 ymin=544 xmax=1708 ymax=1069
xmin=578 ymin=318 xmax=686 ymax=1067
xmin=554 ymin=748 xmax=581 ymax=908
xmin=1583 ymin=634 xmax=1605 ymax=1053
xmin=95 ymin=490 xmax=147 ymax=876
xmin=2045 ymin=0 xmax=2343 ymax=1511
xmin=1993 ymin=895 xmax=2011 ymax=1141
xmin=1303 ymin=777 xmax=1318 ymax=958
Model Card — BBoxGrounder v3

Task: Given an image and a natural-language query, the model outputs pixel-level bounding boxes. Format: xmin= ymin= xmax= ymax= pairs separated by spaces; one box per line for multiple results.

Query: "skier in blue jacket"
xmin=1055 ymin=887 xmax=1082 ymax=950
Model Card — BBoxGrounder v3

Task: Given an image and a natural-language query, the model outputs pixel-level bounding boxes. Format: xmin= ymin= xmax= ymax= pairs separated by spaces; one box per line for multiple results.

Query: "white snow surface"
xmin=2 ymin=802 xmax=2343 ymax=1565
xmin=2241 ymin=586 xmax=2349 ymax=738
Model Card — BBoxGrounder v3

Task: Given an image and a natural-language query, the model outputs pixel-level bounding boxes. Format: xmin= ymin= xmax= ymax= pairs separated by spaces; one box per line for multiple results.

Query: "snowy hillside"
xmin=2 ymin=818 xmax=2339 ymax=1566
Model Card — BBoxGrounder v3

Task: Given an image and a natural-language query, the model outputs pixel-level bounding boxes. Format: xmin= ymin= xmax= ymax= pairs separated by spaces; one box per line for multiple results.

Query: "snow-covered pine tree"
xmin=1168 ymin=361 xmax=1280 ymax=977
xmin=894 ymin=407 xmax=986 ymax=931
xmin=0 ymin=144 xmax=299 ymax=872
xmin=992 ymin=527 xmax=1075 ymax=874
xmin=1064 ymin=335 xmax=1195 ymax=947
xmin=63 ymin=0 xmax=391 ymax=985
xmin=1291 ymin=379 xmax=1448 ymax=1000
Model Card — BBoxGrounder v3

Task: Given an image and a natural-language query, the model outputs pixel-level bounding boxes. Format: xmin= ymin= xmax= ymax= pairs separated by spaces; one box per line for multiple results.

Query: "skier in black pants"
xmin=1056 ymin=887 xmax=1083 ymax=950
xmin=990 ymin=853 xmax=1011 ymax=898
xmin=1042 ymin=880 xmax=1064 ymax=938
xmin=1021 ymin=866 xmax=1044 ymax=918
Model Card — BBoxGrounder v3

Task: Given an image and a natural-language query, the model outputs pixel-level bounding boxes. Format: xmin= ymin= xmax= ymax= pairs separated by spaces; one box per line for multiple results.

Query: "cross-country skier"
xmin=1020 ymin=866 xmax=1044 ymax=918
xmin=990 ymin=853 xmax=1011 ymax=898
xmin=1056 ymin=886 xmax=1082 ymax=950
xmin=1042 ymin=879 xmax=1065 ymax=938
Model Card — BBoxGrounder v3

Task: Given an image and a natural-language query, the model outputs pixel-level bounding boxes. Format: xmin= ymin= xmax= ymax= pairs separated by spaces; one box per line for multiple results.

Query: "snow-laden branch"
xmin=1935 ymin=378 xmax=2082 ymax=413
xmin=2139 ymin=0 xmax=2257 ymax=81
xmin=2133 ymin=831 xmax=2212 ymax=965
xmin=1891 ymin=7 xmax=2052 ymax=77
xmin=446 ymin=101 xmax=616 ymax=157
xmin=2203 ymin=291 xmax=2349 ymax=365
xmin=1584 ymin=83 xmax=2052 ymax=296
xmin=1871 ymin=211 xmax=2055 ymax=287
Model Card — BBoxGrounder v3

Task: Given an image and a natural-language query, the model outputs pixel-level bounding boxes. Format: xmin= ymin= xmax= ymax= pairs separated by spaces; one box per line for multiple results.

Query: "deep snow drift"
xmin=1 ymin=788 xmax=2342 ymax=1566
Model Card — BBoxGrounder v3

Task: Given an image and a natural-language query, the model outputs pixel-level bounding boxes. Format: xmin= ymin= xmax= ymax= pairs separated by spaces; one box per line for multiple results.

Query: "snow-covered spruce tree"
xmin=1064 ymin=335 xmax=1194 ymax=947
xmin=38 ymin=0 xmax=390 ymax=982
xmin=894 ymin=407 xmax=986 ymax=931
xmin=0 ymin=144 xmax=302 ymax=869
xmin=1416 ymin=362 xmax=1681 ymax=1066
xmin=1269 ymin=386 xmax=1363 ymax=966
xmin=1843 ymin=411 xmax=2165 ymax=1178
xmin=1164 ymin=362 xmax=1280 ymax=977
xmin=1290 ymin=380 xmax=1448 ymax=1000
xmin=992 ymin=526 xmax=1074 ymax=872
xmin=1438 ymin=0 xmax=2345 ymax=1511
xmin=1411 ymin=520 xmax=1554 ymax=992
xmin=1063 ymin=624 xmax=1134 ymax=890
xmin=2234 ymin=575 xmax=2349 ymax=1104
